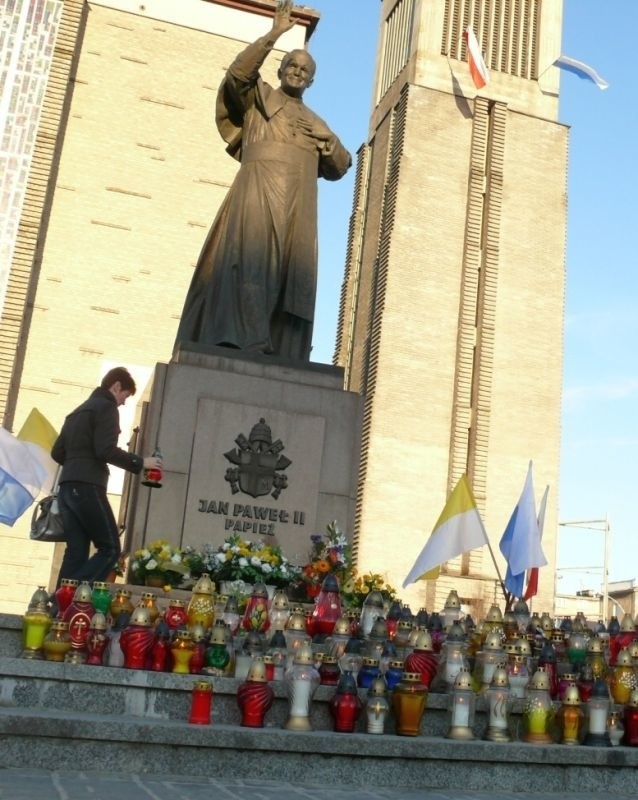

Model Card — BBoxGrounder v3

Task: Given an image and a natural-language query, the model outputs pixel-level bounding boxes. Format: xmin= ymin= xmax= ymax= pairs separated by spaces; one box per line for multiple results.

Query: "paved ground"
xmin=0 ymin=771 xmax=634 ymax=800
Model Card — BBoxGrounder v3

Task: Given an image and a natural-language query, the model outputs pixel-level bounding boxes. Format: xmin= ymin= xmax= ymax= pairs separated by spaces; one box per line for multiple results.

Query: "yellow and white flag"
xmin=0 ymin=408 xmax=58 ymax=526
xmin=402 ymin=475 xmax=489 ymax=587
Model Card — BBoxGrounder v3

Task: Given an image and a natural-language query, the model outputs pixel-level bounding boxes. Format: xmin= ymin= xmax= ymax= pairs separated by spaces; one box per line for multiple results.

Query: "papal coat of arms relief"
xmin=224 ymin=418 xmax=292 ymax=500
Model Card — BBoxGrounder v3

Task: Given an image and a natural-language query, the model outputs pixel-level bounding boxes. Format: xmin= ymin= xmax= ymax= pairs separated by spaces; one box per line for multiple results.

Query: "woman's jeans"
xmin=56 ymin=481 xmax=121 ymax=585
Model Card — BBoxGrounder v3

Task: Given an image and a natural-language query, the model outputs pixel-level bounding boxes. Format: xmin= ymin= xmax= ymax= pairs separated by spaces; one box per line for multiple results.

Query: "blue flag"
xmin=499 ymin=462 xmax=547 ymax=598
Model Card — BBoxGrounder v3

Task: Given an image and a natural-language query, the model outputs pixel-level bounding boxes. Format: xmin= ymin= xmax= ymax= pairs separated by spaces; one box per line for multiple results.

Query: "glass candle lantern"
xmin=338 ymin=637 xmax=364 ymax=678
xmin=284 ymin=643 xmax=320 ymax=731
xmin=622 ymin=689 xmax=638 ymax=746
xmin=357 ymin=657 xmax=381 ymax=689
xmin=319 ymin=654 xmax=341 ymax=686
xmin=85 ymin=612 xmax=109 ymax=666
xmin=607 ymin=710 xmax=624 ymax=747
xmin=63 ymin=581 xmax=96 ymax=651
xmin=555 ymin=684 xmax=585 ymax=745
xmin=446 ymin=668 xmax=476 ymax=740
xmin=110 ymin=588 xmax=133 ymax=622
xmin=91 ymin=582 xmax=112 ymax=616
xmin=311 ymin=574 xmax=342 ymax=637
xmin=171 ymin=629 xmax=195 ymax=674
xmin=557 ymin=673 xmax=578 ymax=702
xmin=284 ymin=609 xmax=311 ymax=669
xmin=149 ymin=620 xmax=171 ymax=672
xmin=385 ymin=601 xmax=403 ymax=641
xmin=141 ymin=446 xmax=163 ymax=488
xmin=610 ymin=613 xmax=637 ymax=667
xmin=261 ymin=654 xmax=275 ymax=681
xmin=188 ymin=680 xmax=213 ymax=725
xmin=237 ymin=659 xmax=274 ymax=727
xmin=585 ymin=634 xmax=608 ymax=681
xmin=214 ymin=592 xmax=228 ymax=620
xmin=537 ymin=639 xmax=559 ymax=699
xmin=22 ymin=604 xmax=51 ymax=659
xmin=119 ymin=607 xmax=155 ymax=670
xmin=242 ymin=583 xmax=270 ymax=633
xmin=267 ymin=629 xmax=288 ymax=681
xmin=549 ymin=630 xmax=566 ymax=663
xmin=234 ymin=631 xmax=264 ymax=680
xmin=221 ymin=595 xmax=241 ymax=636
xmin=472 ymin=630 xmax=506 ymax=693
xmin=365 ymin=617 xmax=389 ymax=660
xmin=326 ymin=617 xmax=352 ymax=660
xmin=441 ymin=589 xmax=462 ymax=630
xmin=105 ymin=611 xmax=130 ymax=668
xmin=566 ymin=627 xmax=588 ymax=670
xmin=404 ymin=630 xmax=438 ymax=690
xmin=522 ymin=667 xmax=554 ymax=744
xmin=393 ymin=672 xmax=428 ymax=736
xmin=204 ymin=623 xmax=231 ymax=675
xmin=385 ymin=659 xmax=405 ymax=691
xmin=187 ymin=573 xmax=216 ymax=632
xmin=505 ymin=652 xmax=532 ymax=698
xmin=436 ymin=623 xmax=468 ymax=691
xmin=577 ymin=662 xmax=595 ymax=703
xmin=393 ymin=619 xmax=414 ymax=656
xmin=366 ymin=676 xmax=390 ymax=734
xmin=42 ymin=620 xmax=72 ymax=662
xmin=484 ymin=666 xmax=512 ymax=742
xmin=512 ymin=598 xmax=531 ymax=633
xmin=483 ymin=604 xmax=505 ymax=637
xmin=502 ymin=611 xmax=519 ymax=642
xmin=55 ymin=579 xmax=78 ymax=619
xmin=268 ymin=589 xmax=291 ymax=631
xmin=138 ymin=592 xmax=160 ymax=627
xmin=359 ymin=590 xmax=385 ymax=637
xmin=188 ymin=624 xmax=207 ymax=674
xmin=164 ymin=598 xmax=188 ymax=631
xmin=329 ymin=670 xmax=363 ymax=733
xmin=610 ymin=648 xmax=637 ymax=705
xmin=584 ymin=677 xmax=611 ymax=746
xmin=379 ymin=640 xmax=398 ymax=675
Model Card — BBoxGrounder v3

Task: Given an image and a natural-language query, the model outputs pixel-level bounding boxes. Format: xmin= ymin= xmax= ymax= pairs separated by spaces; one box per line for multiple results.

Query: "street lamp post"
xmin=557 ymin=517 xmax=611 ymax=623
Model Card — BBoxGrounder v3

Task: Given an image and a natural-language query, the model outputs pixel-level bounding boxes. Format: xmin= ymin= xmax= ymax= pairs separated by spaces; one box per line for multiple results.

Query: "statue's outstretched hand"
xmin=272 ymin=0 xmax=296 ymax=37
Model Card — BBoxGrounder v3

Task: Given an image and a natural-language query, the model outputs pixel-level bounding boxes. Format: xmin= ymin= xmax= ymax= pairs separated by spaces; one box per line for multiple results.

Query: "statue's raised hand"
xmin=272 ymin=0 xmax=296 ymax=37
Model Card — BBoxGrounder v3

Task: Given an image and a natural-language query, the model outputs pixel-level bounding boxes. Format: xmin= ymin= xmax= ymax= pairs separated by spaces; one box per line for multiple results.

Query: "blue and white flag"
xmin=499 ymin=461 xmax=547 ymax=598
xmin=554 ymin=55 xmax=609 ymax=90
xmin=0 ymin=408 xmax=58 ymax=526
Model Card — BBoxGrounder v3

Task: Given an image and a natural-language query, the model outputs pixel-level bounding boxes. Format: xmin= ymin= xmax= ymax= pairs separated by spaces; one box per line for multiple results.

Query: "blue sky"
xmin=304 ymin=1 xmax=634 ymax=594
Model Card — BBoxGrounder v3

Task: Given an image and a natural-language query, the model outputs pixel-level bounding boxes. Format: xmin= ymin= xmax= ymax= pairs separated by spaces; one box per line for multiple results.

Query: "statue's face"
xmin=278 ymin=50 xmax=315 ymax=97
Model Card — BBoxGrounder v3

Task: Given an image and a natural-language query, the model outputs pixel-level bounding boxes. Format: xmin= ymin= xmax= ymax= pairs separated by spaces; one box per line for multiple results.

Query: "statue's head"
xmin=278 ymin=49 xmax=316 ymax=97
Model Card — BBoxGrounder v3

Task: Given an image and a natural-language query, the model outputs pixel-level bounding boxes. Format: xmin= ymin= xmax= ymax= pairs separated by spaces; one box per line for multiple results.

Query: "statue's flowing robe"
xmin=175 ymin=39 xmax=351 ymax=360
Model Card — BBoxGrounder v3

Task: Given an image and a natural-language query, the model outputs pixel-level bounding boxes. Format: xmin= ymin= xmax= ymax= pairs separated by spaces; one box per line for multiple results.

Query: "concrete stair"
xmin=2 ymin=612 xmax=638 ymax=793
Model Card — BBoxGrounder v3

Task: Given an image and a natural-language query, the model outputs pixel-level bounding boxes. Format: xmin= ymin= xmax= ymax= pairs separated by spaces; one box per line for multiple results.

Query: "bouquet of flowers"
xmin=297 ymin=521 xmax=352 ymax=598
xmin=182 ymin=543 xmax=219 ymax=580
xmin=129 ymin=539 xmax=188 ymax=588
xmin=341 ymin=571 xmax=399 ymax=609
xmin=203 ymin=533 xmax=300 ymax=589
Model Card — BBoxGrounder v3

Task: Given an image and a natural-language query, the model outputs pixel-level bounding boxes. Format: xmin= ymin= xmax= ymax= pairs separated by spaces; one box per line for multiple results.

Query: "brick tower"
xmin=335 ymin=0 xmax=566 ymax=614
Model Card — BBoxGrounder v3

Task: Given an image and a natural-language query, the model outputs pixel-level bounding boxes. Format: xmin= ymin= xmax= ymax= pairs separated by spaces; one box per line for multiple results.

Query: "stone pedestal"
xmin=125 ymin=345 xmax=362 ymax=565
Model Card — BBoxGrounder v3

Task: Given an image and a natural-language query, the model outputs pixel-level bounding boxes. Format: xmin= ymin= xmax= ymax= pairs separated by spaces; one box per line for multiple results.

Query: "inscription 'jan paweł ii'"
xmin=198 ymin=499 xmax=306 ymax=536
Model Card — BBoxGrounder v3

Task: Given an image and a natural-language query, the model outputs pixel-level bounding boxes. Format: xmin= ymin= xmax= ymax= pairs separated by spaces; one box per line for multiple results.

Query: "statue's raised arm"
xmin=270 ymin=0 xmax=296 ymax=39
xmin=175 ymin=2 xmax=352 ymax=361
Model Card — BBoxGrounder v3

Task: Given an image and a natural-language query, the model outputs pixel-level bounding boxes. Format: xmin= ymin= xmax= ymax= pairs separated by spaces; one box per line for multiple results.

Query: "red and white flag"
xmin=463 ymin=26 xmax=489 ymax=89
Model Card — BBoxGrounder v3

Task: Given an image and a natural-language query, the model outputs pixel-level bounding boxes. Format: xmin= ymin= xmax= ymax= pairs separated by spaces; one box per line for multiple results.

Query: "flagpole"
xmin=484 ymin=536 xmax=511 ymax=607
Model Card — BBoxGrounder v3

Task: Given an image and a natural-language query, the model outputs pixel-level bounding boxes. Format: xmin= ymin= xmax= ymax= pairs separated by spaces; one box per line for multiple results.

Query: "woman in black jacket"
xmin=51 ymin=366 xmax=161 ymax=586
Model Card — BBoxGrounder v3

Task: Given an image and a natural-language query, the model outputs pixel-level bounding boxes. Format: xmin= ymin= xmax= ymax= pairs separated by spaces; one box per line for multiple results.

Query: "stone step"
xmin=0 ymin=705 xmax=636 ymax=794
xmin=6 ymin=612 xmax=638 ymax=795
xmin=0 ymin=655 xmax=454 ymax=735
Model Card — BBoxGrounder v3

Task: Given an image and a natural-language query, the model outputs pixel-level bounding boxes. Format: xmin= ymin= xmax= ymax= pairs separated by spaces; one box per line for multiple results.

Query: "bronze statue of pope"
xmin=175 ymin=0 xmax=352 ymax=361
